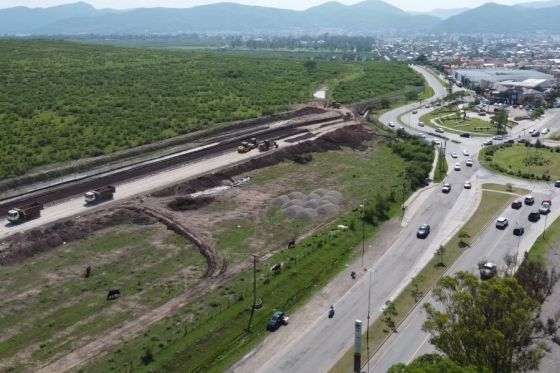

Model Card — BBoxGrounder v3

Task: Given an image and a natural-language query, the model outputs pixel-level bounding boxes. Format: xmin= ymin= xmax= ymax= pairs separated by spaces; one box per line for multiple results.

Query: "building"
xmin=452 ymin=68 xmax=554 ymax=90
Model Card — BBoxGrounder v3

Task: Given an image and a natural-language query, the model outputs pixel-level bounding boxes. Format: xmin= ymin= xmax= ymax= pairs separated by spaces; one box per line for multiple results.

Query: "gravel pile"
xmin=274 ymin=189 xmax=342 ymax=220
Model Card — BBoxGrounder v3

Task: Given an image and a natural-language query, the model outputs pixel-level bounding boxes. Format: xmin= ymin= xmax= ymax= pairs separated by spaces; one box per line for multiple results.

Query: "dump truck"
xmin=7 ymin=202 xmax=44 ymax=224
xmin=258 ymin=140 xmax=278 ymax=152
xmin=237 ymin=138 xmax=258 ymax=154
xmin=85 ymin=185 xmax=116 ymax=205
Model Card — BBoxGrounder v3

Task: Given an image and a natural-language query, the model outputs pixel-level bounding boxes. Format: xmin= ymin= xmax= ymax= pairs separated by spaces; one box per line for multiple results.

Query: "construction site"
xmin=0 ymin=104 xmax=420 ymax=372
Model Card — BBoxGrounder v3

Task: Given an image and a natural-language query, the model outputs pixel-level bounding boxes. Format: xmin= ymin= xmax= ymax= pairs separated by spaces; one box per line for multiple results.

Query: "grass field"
xmin=433 ymin=148 xmax=448 ymax=183
xmin=420 ymin=109 xmax=496 ymax=136
xmin=330 ymin=190 xmax=514 ymax=373
xmin=0 ymin=225 xmax=205 ymax=372
xmin=480 ymin=144 xmax=560 ymax=181
xmin=79 ymin=138 xmax=434 ymax=372
xmin=0 ymin=40 xmax=427 ymax=180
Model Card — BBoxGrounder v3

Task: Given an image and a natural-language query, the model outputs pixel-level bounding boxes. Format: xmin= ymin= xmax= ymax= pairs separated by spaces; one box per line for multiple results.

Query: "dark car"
xmin=513 ymin=227 xmax=525 ymax=236
xmin=555 ymin=180 xmax=560 ymax=188
xmin=460 ymin=133 xmax=471 ymax=138
xmin=267 ymin=311 xmax=287 ymax=331
xmin=528 ymin=211 xmax=541 ymax=222
xmin=417 ymin=224 xmax=431 ymax=239
xmin=518 ymin=139 xmax=529 ymax=144
xmin=511 ymin=200 xmax=522 ymax=209
xmin=531 ymin=131 xmax=540 ymax=137
xmin=524 ymin=196 xmax=535 ymax=205
xmin=505 ymin=139 xmax=515 ymax=144
xmin=480 ymin=262 xmax=497 ymax=280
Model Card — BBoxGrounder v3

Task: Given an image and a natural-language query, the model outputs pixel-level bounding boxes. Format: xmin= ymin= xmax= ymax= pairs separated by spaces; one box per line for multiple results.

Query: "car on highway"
xmin=495 ymin=216 xmax=509 ymax=229
xmin=432 ymin=140 xmax=441 ymax=146
xmin=462 ymin=149 xmax=469 ymax=156
xmin=542 ymin=128 xmax=550 ymax=134
xmin=518 ymin=139 xmax=529 ymax=144
xmin=267 ymin=311 xmax=288 ymax=331
xmin=435 ymin=128 xmax=444 ymax=133
xmin=418 ymin=122 xmax=425 ymax=127
xmin=483 ymin=140 xmax=494 ymax=146
xmin=419 ymin=134 xmax=427 ymax=139
xmin=493 ymin=135 xmax=503 ymax=141
xmin=460 ymin=133 xmax=471 ymax=138
xmin=540 ymin=201 xmax=551 ymax=214
xmin=466 ymin=159 xmax=473 ymax=167
xmin=454 ymin=163 xmax=461 ymax=171
xmin=425 ymin=105 xmax=431 ymax=108
xmin=513 ymin=227 xmax=525 ymax=236
xmin=417 ymin=224 xmax=431 ymax=239
xmin=442 ymin=183 xmax=451 ymax=193
xmin=524 ymin=196 xmax=535 ymax=205
xmin=555 ymin=180 xmax=560 ymax=188
xmin=505 ymin=139 xmax=515 ymax=144
xmin=528 ymin=211 xmax=541 ymax=222
xmin=451 ymin=152 xmax=458 ymax=158
xmin=412 ymin=110 xmax=418 ymax=114
xmin=531 ymin=131 xmax=540 ymax=137
xmin=464 ymin=181 xmax=472 ymax=189
xmin=388 ymin=122 xmax=396 ymax=128
xmin=511 ymin=200 xmax=522 ymax=209
xmin=480 ymin=262 xmax=497 ymax=280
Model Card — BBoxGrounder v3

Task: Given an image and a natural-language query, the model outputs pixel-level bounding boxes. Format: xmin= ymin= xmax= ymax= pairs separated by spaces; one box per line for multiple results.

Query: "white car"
xmin=466 ymin=159 xmax=473 ymax=167
xmin=442 ymin=183 xmax=451 ymax=193
xmin=418 ymin=122 xmax=425 ymax=127
xmin=454 ymin=163 xmax=461 ymax=171
xmin=388 ymin=122 xmax=396 ymax=128
xmin=542 ymin=128 xmax=550 ymax=134
xmin=495 ymin=216 xmax=509 ymax=229
xmin=463 ymin=149 xmax=470 ymax=156
xmin=464 ymin=181 xmax=472 ymax=189
xmin=420 ymin=134 xmax=427 ymax=139
xmin=451 ymin=152 xmax=458 ymax=158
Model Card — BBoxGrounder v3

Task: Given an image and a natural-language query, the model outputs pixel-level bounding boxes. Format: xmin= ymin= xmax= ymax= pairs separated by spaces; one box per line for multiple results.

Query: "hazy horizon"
xmin=0 ymin=0 xmax=531 ymax=12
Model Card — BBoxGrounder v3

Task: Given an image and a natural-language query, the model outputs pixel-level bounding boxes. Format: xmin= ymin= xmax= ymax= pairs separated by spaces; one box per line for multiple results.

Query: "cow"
xmin=107 ymin=289 xmax=120 ymax=301
xmin=287 ymin=240 xmax=296 ymax=249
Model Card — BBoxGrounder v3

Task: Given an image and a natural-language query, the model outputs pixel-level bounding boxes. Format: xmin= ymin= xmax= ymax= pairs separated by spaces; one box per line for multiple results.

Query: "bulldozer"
xmin=258 ymin=140 xmax=278 ymax=152
xmin=237 ymin=138 xmax=258 ymax=153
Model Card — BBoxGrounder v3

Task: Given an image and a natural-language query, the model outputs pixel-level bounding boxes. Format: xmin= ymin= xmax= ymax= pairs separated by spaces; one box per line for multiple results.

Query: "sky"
xmin=0 ymin=0 xmax=528 ymax=12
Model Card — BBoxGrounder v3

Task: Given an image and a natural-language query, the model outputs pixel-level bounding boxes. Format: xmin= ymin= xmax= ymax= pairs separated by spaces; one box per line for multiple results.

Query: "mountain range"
xmin=1 ymin=0 xmax=560 ymax=35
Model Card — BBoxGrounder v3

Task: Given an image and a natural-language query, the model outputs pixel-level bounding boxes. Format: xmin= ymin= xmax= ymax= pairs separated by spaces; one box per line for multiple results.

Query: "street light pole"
xmin=366 ymin=270 xmax=372 ymax=373
xmin=360 ymin=201 xmax=365 ymax=269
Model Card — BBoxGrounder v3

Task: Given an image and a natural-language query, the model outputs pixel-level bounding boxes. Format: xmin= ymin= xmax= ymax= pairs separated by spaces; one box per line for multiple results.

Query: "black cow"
xmin=107 ymin=289 xmax=120 ymax=300
xmin=287 ymin=240 xmax=296 ymax=249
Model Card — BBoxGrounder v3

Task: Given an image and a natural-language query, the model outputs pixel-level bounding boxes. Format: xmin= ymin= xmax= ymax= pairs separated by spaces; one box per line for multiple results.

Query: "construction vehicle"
xmin=237 ymin=138 xmax=258 ymax=154
xmin=7 ymin=202 xmax=44 ymax=224
xmin=85 ymin=185 xmax=116 ymax=205
xmin=258 ymin=140 xmax=278 ymax=152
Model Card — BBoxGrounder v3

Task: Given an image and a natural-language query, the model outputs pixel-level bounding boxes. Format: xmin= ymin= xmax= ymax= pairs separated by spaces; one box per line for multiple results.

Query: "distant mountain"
xmin=438 ymin=2 xmax=560 ymax=33
xmin=422 ymin=7 xmax=470 ymax=19
xmin=0 ymin=0 xmax=441 ymax=35
xmin=515 ymin=0 xmax=560 ymax=8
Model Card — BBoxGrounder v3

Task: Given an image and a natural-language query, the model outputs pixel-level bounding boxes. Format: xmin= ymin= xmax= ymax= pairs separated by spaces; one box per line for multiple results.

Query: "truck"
xmin=258 ymin=140 xmax=278 ymax=152
xmin=85 ymin=186 xmax=116 ymax=205
xmin=7 ymin=202 xmax=44 ymax=224
xmin=237 ymin=138 xmax=258 ymax=154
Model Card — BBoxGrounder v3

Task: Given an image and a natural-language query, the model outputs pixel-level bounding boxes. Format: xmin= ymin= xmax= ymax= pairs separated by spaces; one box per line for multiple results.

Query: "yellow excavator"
xmin=237 ymin=138 xmax=258 ymax=153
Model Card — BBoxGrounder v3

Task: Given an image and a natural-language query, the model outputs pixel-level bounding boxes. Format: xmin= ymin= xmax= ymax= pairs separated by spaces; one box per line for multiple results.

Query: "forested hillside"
xmin=0 ymin=40 xmax=423 ymax=179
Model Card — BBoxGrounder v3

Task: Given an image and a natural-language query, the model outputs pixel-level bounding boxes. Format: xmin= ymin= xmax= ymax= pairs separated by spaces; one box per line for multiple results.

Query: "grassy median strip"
xmin=482 ymin=183 xmax=530 ymax=195
xmin=330 ymin=190 xmax=514 ymax=373
xmin=433 ymin=149 xmax=448 ymax=183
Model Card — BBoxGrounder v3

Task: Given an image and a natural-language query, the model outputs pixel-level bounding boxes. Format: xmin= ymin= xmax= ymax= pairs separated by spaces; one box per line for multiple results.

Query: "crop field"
xmin=0 ymin=125 xmax=435 ymax=372
xmin=0 ymin=40 xmax=425 ymax=180
xmin=0 ymin=224 xmax=205 ymax=372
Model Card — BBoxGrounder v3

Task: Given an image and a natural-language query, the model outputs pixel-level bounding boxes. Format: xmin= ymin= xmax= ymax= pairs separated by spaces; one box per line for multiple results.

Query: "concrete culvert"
xmin=283 ymin=205 xmax=304 ymax=218
xmin=272 ymin=195 xmax=290 ymax=207
xmin=288 ymin=191 xmax=306 ymax=200
xmin=316 ymin=204 xmax=340 ymax=215
xmin=326 ymin=190 xmax=343 ymax=200
xmin=304 ymin=200 xmax=320 ymax=209
xmin=313 ymin=188 xmax=329 ymax=196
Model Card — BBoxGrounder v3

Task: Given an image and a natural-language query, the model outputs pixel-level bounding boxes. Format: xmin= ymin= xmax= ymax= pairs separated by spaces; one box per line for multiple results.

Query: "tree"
xmin=423 ymin=272 xmax=560 ymax=372
xmin=388 ymin=353 xmax=486 ymax=373
xmin=515 ymin=260 xmax=559 ymax=304
xmin=435 ymin=246 xmax=446 ymax=267
xmin=303 ymin=59 xmax=317 ymax=73
xmin=383 ymin=300 xmax=398 ymax=334
xmin=458 ymin=230 xmax=470 ymax=248
xmin=380 ymin=97 xmax=391 ymax=109
xmin=406 ymin=90 xmax=419 ymax=101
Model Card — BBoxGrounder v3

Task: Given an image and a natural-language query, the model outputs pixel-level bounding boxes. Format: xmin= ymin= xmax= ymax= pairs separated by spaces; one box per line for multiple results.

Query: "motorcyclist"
xmin=328 ymin=305 xmax=335 ymax=318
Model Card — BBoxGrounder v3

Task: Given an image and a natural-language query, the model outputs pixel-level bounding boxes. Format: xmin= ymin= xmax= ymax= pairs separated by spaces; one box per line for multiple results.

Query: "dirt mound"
xmin=0 ymin=209 xmax=157 ymax=265
xmin=152 ymin=173 xmax=232 ymax=197
xmin=167 ymin=196 xmax=215 ymax=211
xmin=278 ymin=189 xmax=343 ymax=220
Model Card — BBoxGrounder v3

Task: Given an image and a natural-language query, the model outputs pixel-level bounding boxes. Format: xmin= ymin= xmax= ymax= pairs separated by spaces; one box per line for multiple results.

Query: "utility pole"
xmin=247 ymin=255 xmax=258 ymax=332
xmin=361 ymin=200 xmax=366 ymax=270
xmin=366 ymin=270 xmax=372 ymax=373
